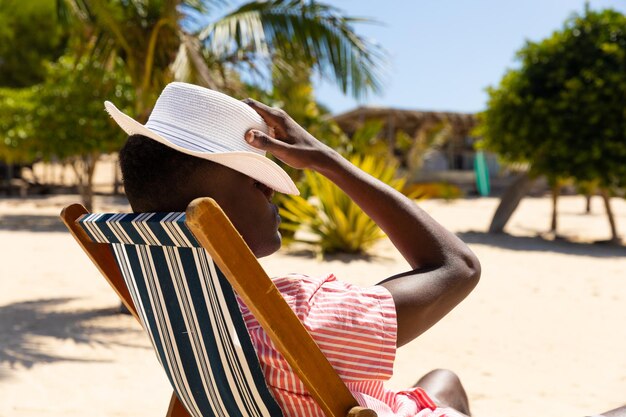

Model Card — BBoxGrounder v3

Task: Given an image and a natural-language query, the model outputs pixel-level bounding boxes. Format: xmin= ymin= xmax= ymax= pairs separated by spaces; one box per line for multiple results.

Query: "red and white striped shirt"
xmin=237 ymin=273 xmax=461 ymax=417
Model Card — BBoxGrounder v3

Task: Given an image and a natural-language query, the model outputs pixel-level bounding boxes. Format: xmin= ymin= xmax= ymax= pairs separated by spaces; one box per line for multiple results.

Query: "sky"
xmin=310 ymin=0 xmax=626 ymax=115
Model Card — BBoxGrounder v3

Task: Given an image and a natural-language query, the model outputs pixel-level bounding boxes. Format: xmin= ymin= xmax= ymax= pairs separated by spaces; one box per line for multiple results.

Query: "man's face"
xmin=189 ymin=163 xmax=282 ymax=258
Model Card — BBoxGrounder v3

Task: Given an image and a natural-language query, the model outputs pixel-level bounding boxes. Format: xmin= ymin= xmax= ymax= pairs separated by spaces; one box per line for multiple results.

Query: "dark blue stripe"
xmin=150 ymin=246 xmax=215 ymax=416
xmin=177 ymin=248 xmax=237 ymax=417
xmin=146 ymin=220 xmax=175 ymax=246
xmin=94 ymin=217 xmax=121 ymax=244
xmin=122 ymin=246 xmax=178 ymax=394
xmin=118 ymin=220 xmax=144 ymax=245
xmin=180 ymin=223 xmax=200 ymax=246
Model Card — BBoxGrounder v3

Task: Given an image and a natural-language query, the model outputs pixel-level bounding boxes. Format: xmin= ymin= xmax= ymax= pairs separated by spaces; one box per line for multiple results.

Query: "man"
xmin=109 ymin=82 xmax=480 ymax=417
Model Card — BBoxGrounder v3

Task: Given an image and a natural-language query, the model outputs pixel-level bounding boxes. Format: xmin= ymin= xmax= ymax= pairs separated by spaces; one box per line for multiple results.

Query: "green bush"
xmin=402 ymin=182 xmax=463 ymax=201
xmin=279 ymin=155 xmax=408 ymax=254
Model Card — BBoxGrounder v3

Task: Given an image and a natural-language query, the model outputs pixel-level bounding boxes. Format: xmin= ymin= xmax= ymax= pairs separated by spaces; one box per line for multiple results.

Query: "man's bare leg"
xmin=414 ymin=369 xmax=471 ymax=416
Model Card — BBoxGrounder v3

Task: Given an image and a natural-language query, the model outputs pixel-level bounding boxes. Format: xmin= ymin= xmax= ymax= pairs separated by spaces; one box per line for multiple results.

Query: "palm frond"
xmin=200 ymin=0 xmax=386 ymax=99
xmin=171 ymin=32 xmax=219 ymax=88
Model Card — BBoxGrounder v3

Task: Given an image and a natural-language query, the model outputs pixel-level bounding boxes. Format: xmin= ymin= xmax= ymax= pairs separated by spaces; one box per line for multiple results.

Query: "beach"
xmin=0 ymin=194 xmax=624 ymax=417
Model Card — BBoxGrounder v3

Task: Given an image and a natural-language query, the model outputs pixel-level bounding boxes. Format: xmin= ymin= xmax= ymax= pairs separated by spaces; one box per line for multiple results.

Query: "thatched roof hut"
xmin=332 ymin=106 xmax=477 ymax=141
xmin=332 ymin=106 xmax=482 ymax=175
xmin=331 ymin=107 xmax=512 ymax=194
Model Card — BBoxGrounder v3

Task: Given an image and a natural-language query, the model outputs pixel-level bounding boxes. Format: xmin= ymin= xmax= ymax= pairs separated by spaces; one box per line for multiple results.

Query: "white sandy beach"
xmin=0 ymin=194 xmax=624 ymax=417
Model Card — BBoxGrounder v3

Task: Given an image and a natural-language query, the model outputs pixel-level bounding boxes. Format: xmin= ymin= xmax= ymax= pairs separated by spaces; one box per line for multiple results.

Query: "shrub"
xmin=402 ymin=182 xmax=463 ymax=201
xmin=278 ymin=155 xmax=409 ymax=254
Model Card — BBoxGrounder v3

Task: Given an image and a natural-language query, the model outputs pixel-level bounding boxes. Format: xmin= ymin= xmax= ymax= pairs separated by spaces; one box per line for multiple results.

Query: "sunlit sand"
xmin=0 ymin=194 xmax=624 ymax=417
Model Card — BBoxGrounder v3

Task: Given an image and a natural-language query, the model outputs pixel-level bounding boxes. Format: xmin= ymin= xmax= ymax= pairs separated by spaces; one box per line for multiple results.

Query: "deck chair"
xmin=60 ymin=197 xmax=376 ymax=417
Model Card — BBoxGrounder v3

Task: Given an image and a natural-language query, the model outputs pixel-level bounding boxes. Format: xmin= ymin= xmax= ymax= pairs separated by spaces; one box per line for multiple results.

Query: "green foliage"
xmin=279 ymin=155 xmax=407 ymax=254
xmin=58 ymin=0 xmax=196 ymax=117
xmin=341 ymin=119 xmax=389 ymax=158
xmin=403 ymin=182 xmax=463 ymax=201
xmin=201 ymin=0 xmax=386 ymax=99
xmin=34 ymin=56 xmax=134 ymax=160
xmin=58 ymin=0 xmax=386 ymax=119
xmin=398 ymin=122 xmax=453 ymax=174
xmin=477 ymin=7 xmax=626 ymax=190
xmin=0 ymin=55 xmax=133 ymax=163
xmin=0 ymin=88 xmax=37 ymax=163
xmin=0 ymin=0 xmax=65 ymax=87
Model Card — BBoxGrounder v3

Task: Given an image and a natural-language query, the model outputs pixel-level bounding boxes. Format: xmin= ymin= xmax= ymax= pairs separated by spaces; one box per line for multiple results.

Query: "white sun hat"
xmin=104 ymin=82 xmax=299 ymax=195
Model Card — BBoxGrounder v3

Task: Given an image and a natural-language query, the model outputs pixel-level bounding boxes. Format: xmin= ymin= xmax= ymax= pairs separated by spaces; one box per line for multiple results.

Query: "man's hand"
xmin=243 ymin=98 xmax=336 ymax=171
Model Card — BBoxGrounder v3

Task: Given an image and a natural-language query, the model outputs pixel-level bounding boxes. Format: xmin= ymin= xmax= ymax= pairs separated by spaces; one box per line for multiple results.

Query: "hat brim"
xmin=105 ymin=101 xmax=299 ymax=195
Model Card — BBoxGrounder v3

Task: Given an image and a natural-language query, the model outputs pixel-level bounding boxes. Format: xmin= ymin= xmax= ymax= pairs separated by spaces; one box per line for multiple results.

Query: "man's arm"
xmin=244 ymin=99 xmax=480 ymax=347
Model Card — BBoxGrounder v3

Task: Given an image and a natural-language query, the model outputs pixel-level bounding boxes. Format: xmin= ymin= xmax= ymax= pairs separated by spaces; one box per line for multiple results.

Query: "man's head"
xmin=119 ymin=134 xmax=283 ymax=257
xmin=106 ymin=82 xmax=299 ymax=257
xmin=105 ymin=82 xmax=298 ymax=195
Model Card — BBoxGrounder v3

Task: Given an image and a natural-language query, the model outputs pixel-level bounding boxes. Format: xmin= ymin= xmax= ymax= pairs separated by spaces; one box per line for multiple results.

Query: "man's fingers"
xmin=245 ymin=129 xmax=288 ymax=154
xmin=243 ymin=98 xmax=289 ymax=138
xmin=242 ymin=98 xmax=281 ymax=121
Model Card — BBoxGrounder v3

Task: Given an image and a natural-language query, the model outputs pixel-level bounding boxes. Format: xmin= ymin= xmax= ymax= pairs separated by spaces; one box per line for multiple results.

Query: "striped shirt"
xmin=237 ymin=273 xmax=461 ymax=417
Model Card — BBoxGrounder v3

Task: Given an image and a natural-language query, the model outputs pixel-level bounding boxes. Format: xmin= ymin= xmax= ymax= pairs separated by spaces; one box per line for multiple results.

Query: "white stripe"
xmin=163 ymin=214 xmax=194 ymax=247
xmin=132 ymin=213 xmax=159 ymax=245
xmin=304 ymin=317 xmax=391 ymax=333
xmin=162 ymin=214 xmax=184 ymax=246
xmin=331 ymin=362 xmax=393 ymax=375
xmin=316 ymin=339 xmax=390 ymax=356
xmin=313 ymin=349 xmax=394 ymax=365
xmin=306 ymin=307 xmax=396 ymax=324
xmin=84 ymin=213 xmax=108 ymax=243
xmin=108 ymin=213 xmax=134 ymax=244
xmin=312 ymin=299 xmax=385 ymax=310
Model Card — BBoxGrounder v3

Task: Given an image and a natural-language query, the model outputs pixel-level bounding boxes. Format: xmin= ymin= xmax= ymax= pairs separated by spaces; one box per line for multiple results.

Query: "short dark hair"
xmin=119 ymin=134 xmax=210 ymax=212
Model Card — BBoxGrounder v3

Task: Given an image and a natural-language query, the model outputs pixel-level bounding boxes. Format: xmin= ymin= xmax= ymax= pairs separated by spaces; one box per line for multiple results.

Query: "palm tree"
xmin=58 ymin=0 xmax=385 ymax=121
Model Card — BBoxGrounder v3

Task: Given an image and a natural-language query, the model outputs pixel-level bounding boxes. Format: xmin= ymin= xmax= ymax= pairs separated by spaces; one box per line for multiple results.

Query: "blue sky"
xmin=311 ymin=0 xmax=626 ymax=115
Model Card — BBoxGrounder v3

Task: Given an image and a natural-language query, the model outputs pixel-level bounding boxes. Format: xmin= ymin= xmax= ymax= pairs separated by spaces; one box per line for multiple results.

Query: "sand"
xmin=0 ymin=194 xmax=624 ymax=417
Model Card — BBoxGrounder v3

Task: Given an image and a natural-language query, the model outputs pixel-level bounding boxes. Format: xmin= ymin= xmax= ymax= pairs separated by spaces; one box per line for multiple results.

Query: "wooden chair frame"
xmin=61 ymin=197 xmax=376 ymax=417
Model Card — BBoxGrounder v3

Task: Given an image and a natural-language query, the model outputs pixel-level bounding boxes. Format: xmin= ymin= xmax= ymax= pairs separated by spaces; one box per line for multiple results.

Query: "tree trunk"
xmin=600 ymin=189 xmax=619 ymax=242
xmin=489 ymin=173 xmax=534 ymax=233
xmin=70 ymin=153 xmax=100 ymax=212
xmin=550 ymin=183 xmax=560 ymax=234
xmin=585 ymin=194 xmax=592 ymax=214
xmin=59 ymin=162 xmax=67 ymax=186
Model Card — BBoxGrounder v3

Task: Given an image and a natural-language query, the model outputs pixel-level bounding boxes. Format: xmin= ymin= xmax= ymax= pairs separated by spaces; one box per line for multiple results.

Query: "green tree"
xmin=0 ymin=87 xmax=38 ymax=163
xmin=280 ymin=154 xmax=408 ymax=254
xmin=33 ymin=56 xmax=133 ymax=210
xmin=0 ymin=0 xmax=65 ymax=87
xmin=478 ymin=7 xmax=626 ymax=241
xmin=46 ymin=0 xmax=383 ymax=211
xmin=59 ymin=0 xmax=385 ymax=120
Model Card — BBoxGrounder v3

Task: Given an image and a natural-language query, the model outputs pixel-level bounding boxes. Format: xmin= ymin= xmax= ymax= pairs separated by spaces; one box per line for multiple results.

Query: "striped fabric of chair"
xmin=78 ymin=212 xmax=283 ymax=417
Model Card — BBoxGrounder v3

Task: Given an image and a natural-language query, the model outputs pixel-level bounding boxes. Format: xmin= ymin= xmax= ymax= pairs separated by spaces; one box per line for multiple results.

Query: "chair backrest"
xmin=77 ymin=211 xmax=284 ymax=417
xmin=62 ymin=198 xmax=376 ymax=417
